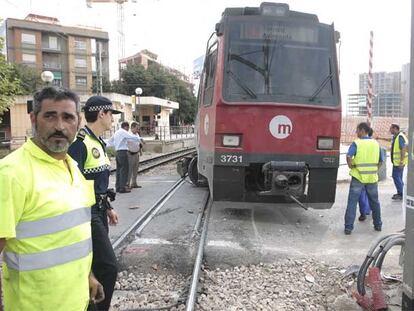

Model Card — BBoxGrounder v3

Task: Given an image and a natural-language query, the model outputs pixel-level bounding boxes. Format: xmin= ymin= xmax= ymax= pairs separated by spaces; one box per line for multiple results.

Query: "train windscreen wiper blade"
xmin=228 ymin=69 xmax=257 ymax=99
xmin=308 ymin=58 xmax=333 ymax=102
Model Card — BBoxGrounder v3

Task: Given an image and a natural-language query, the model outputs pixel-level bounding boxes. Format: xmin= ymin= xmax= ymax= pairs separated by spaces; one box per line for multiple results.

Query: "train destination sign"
xmin=239 ymin=22 xmax=319 ymax=44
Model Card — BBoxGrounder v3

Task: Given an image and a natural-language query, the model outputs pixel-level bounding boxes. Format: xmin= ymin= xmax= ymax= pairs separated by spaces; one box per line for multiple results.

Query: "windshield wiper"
xmin=227 ymin=69 xmax=257 ymax=99
xmin=308 ymin=58 xmax=334 ymax=102
xmin=229 ymin=53 xmax=265 ymax=76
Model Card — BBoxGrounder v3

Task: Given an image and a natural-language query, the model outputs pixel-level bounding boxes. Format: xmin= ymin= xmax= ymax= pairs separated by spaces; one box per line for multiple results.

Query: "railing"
xmin=139 ymin=126 xmax=195 ymax=141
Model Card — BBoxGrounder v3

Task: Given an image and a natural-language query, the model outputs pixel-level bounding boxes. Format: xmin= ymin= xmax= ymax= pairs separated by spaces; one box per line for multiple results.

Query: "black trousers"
xmin=89 ymin=207 xmax=118 ymax=311
xmin=115 ymin=150 xmax=129 ymax=191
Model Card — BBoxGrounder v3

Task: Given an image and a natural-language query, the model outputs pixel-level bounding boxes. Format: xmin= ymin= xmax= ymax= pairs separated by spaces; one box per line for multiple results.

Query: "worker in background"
xmin=0 ymin=87 xmax=103 ymax=311
xmin=358 ymin=127 xmax=374 ymax=222
xmin=107 ymin=121 xmax=141 ymax=193
xmin=344 ymin=122 xmax=383 ymax=235
xmin=389 ymin=123 xmax=408 ymax=201
xmin=68 ymin=95 xmax=120 ymax=311
xmin=127 ymin=121 xmax=144 ymax=188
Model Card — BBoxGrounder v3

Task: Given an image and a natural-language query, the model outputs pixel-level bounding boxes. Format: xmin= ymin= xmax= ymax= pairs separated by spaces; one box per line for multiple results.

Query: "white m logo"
xmin=269 ymin=115 xmax=293 ymax=139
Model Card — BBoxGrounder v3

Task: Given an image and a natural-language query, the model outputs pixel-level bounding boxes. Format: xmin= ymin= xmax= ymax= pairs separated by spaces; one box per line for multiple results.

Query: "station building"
xmin=2 ymin=93 xmax=179 ymax=150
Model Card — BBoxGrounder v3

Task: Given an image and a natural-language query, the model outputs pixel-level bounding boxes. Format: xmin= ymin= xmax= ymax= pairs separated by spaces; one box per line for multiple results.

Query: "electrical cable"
xmin=357 ymin=233 xmax=405 ymax=296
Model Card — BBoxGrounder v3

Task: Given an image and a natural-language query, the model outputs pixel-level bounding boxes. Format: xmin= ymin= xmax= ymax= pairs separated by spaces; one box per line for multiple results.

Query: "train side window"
xmin=203 ymin=43 xmax=218 ymax=107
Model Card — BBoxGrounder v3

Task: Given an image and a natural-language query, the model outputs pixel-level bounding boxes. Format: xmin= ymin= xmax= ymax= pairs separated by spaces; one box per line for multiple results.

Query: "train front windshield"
xmin=223 ymin=18 xmax=340 ymax=106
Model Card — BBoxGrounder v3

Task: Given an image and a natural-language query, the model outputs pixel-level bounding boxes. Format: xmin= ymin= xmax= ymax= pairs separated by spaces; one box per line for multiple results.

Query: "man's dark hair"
xmin=357 ymin=122 xmax=370 ymax=133
xmin=121 ymin=121 xmax=129 ymax=129
xmin=84 ymin=110 xmax=110 ymax=123
xmin=368 ymin=127 xmax=374 ymax=137
xmin=33 ymin=87 xmax=80 ymax=116
xmin=391 ymin=123 xmax=400 ymax=131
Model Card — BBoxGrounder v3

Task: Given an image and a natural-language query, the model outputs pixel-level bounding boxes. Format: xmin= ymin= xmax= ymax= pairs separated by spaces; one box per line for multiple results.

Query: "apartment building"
xmin=346 ymin=94 xmax=368 ymax=116
xmin=4 ymin=14 xmax=109 ymax=94
xmin=358 ymin=71 xmax=403 ymax=117
xmin=119 ymin=49 xmax=193 ymax=92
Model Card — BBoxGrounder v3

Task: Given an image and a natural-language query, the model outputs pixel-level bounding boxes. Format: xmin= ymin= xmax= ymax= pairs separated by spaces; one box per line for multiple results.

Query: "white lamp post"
xmin=135 ymin=87 xmax=143 ymax=124
xmin=41 ymin=71 xmax=54 ymax=85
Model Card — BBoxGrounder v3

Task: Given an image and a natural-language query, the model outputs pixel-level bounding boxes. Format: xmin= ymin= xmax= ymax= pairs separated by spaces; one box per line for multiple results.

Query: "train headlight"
xmin=260 ymin=3 xmax=289 ymax=17
xmin=222 ymin=135 xmax=240 ymax=147
xmin=317 ymin=137 xmax=334 ymax=150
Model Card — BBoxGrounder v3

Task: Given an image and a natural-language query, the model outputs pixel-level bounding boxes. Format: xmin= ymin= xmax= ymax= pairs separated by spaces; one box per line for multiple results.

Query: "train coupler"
xmin=259 ymin=161 xmax=308 ymax=197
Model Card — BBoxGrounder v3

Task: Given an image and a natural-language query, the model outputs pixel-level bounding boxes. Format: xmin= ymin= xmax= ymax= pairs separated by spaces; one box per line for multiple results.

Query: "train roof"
xmin=221 ymin=2 xmax=319 ymax=23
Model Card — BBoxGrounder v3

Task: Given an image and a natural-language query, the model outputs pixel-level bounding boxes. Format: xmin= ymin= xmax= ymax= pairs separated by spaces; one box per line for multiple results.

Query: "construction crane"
xmin=86 ymin=0 xmax=128 ymax=60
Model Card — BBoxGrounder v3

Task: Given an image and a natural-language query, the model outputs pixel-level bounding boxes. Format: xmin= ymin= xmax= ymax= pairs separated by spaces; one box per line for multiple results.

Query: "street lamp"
xmin=41 ymin=71 xmax=54 ymax=85
xmin=135 ymin=87 xmax=143 ymax=124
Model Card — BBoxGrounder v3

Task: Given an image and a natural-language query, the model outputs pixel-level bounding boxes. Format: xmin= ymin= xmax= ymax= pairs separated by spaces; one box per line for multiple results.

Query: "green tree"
xmin=0 ymin=37 xmax=22 ymax=115
xmin=92 ymin=75 xmax=112 ymax=94
xmin=113 ymin=63 xmax=197 ymax=123
xmin=11 ymin=64 xmax=43 ymax=94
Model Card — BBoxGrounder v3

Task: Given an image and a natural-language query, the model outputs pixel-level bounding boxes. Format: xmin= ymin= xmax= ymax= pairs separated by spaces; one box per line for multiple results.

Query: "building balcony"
xmin=42 ymin=46 xmax=62 ymax=53
xmin=43 ymin=63 xmax=62 ymax=70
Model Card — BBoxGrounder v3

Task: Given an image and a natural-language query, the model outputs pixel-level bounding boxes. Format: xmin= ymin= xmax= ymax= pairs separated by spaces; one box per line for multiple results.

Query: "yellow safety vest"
xmin=350 ymin=138 xmax=380 ymax=184
xmin=0 ymin=139 xmax=95 ymax=311
xmin=82 ymin=131 xmax=111 ymax=175
xmin=392 ymin=132 xmax=408 ymax=166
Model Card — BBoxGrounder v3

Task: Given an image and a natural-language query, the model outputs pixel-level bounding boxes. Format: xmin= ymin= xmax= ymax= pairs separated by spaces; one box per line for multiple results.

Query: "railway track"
xmin=110 ymin=147 xmax=196 ymax=174
xmin=111 ymin=170 xmax=211 ymax=310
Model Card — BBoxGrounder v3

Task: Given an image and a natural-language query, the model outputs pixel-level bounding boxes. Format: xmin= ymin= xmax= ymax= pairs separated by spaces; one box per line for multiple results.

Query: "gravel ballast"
xmin=111 ymin=258 xmax=363 ymax=311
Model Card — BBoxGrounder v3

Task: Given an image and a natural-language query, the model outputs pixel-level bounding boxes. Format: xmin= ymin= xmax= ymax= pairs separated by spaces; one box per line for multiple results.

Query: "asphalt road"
xmin=205 ymin=178 xmax=404 ymax=272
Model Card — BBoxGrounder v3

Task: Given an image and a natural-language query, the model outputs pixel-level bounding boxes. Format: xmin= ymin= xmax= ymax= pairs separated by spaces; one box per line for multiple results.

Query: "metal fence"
xmin=139 ymin=126 xmax=195 ymax=141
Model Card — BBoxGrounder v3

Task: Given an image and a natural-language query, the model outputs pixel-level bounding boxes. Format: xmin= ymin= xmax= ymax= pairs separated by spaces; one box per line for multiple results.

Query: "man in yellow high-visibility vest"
xmin=0 ymin=87 xmax=104 ymax=311
xmin=344 ymin=122 xmax=384 ymax=235
xmin=389 ymin=123 xmax=408 ymax=201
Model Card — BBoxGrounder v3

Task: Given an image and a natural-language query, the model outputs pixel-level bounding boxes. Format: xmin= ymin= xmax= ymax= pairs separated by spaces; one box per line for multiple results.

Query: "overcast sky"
xmin=1 ymin=0 xmax=411 ymax=99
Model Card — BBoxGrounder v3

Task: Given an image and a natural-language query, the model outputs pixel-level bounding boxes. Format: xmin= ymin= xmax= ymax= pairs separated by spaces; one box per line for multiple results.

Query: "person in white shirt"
xmin=107 ymin=121 xmax=140 ymax=193
xmin=127 ymin=122 xmax=144 ymax=188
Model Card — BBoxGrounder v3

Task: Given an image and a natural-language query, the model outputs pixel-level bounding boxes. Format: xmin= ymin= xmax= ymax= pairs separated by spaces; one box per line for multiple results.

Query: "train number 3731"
xmin=220 ymin=154 xmax=243 ymax=163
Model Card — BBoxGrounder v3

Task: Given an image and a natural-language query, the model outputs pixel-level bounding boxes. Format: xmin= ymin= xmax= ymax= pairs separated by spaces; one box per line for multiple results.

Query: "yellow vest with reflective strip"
xmin=392 ymin=132 xmax=408 ymax=166
xmin=0 ymin=140 xmax=95 ymax=311
xmin=83 ymin=133 xmax=111 ymax=174
xmin=350 ymin=138 xmax=380 ymax=184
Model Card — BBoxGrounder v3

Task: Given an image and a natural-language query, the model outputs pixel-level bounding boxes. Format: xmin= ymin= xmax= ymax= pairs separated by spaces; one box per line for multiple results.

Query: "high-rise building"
xmin=358 ymin=71 xmax=402 ymax=117
xmin=4 ymin=14 xmax=109 ymax=94
xmin=359 ymin=71 xmax=401 ymax=94
xmin=401 ymin=63 xmax=410 ymax=116
xmin=346 ymin=94 xmax=368 ymax=116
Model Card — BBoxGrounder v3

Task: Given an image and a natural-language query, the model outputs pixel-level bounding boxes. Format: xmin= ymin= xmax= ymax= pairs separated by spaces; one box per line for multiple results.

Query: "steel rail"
xmin=110 ymin=147 xmax=195 ymax=173
xmin=185 ymin=194 xmax=212 ymax=311
xmin=138 ymin=149 xmax=195 ymax=173
xmin=112 ymin=177 xmax=185 ymax=250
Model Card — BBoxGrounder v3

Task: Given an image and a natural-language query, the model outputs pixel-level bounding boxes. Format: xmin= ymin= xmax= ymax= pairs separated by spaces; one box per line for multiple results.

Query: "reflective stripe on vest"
xmin=350 ymin=138 xmax=380 ymax=183
xmin=82 ymin=133 xmax=110 ymax=174
xmin=3 ymin=238 xmax=92 ymax=271
xmin=392 ymin=132 xmax=408 ymax=166
xmin=83 ymin=164 xmax=111 ymax=174
xmin=16 ymin=207 xmax=91 ymax=239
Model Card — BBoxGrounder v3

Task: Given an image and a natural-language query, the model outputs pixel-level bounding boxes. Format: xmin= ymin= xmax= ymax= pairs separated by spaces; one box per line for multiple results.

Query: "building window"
xmin=49 ymin=36 xmax=58 ymax=49
xmin=75 ymin=76 xmax=87 ymax=86
xmin=21 ymin=33 xmax=36 ymax=44
xmin=75 ymin=56 xmax=87 ymax=68
xmin=22 ymin=53 xmax=36 ymax=63
xmin=74 ymin=38 xmax=86 ymax=50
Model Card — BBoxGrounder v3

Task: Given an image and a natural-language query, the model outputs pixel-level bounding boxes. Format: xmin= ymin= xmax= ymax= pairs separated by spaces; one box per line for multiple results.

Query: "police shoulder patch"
xmin=92 ymin=147 xmax=100 ymax=159
xmin=77 ymin=128 xmax=87 ymax=140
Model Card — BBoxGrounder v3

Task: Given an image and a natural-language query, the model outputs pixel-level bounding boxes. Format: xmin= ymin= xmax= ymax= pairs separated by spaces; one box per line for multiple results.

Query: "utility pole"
xmin=402 ymin=0 xmax=414 ymax=309
xmin=97 ymin=41 xmax=103 ymax=95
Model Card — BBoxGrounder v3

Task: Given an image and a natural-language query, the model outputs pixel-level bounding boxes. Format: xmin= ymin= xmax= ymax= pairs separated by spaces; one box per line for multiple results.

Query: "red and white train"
xmin=180 ymin=2 xmax=341 ymax=209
